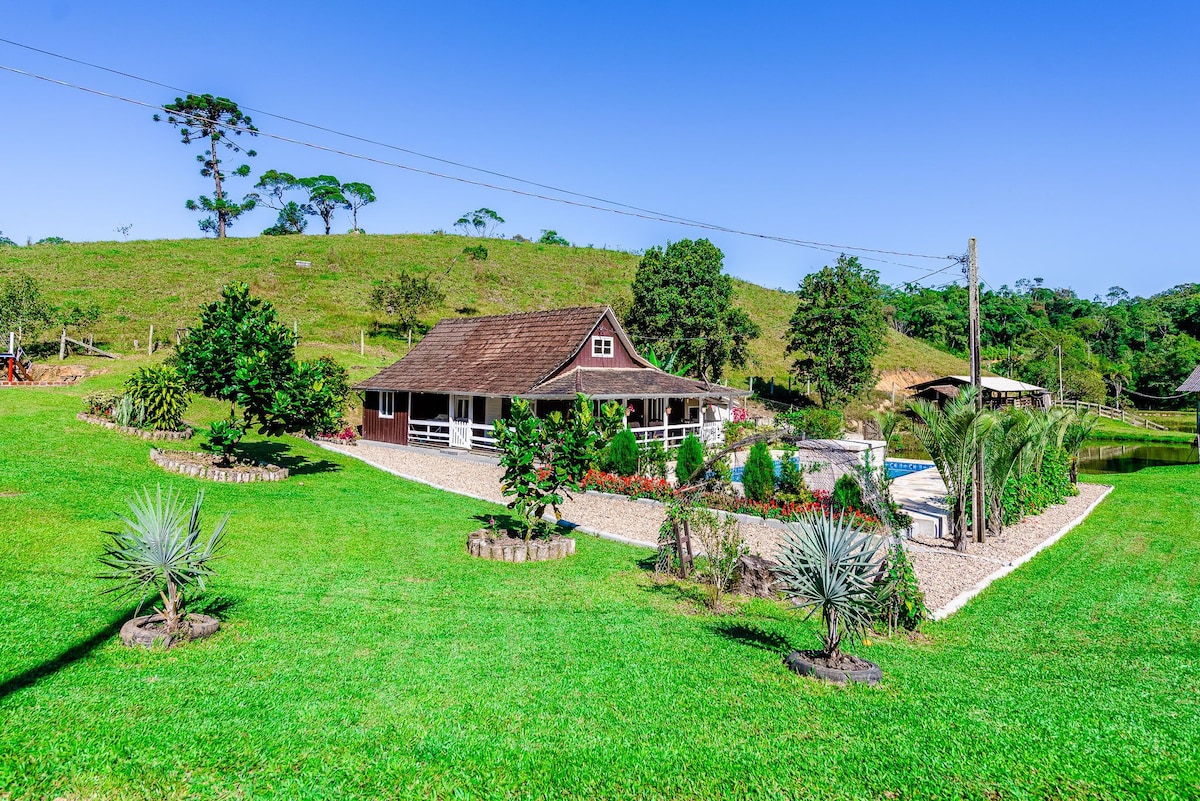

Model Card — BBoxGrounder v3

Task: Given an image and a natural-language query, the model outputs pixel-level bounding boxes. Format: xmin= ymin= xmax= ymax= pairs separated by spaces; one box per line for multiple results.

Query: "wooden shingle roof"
xmin=356 ymin=306 xmax=640 ymax=395
xmin=1178 ymin=364 xmax=1200 ymax=393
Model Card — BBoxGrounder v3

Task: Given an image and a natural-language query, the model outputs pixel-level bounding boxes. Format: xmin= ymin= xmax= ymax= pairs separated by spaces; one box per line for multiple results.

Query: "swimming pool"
xmin=885 ymin=459 xmax=933 ymax=480
xmin=728 ymin=458 xmax=932 ymax=483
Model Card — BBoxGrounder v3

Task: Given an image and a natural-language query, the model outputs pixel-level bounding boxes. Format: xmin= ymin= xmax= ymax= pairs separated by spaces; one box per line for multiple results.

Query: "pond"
xmin=1078 ymin=439 xmax=1198 ymax=474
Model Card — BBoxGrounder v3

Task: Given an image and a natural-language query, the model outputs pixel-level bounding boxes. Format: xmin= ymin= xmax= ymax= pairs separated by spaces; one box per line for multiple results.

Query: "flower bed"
xmin=581 ymin=469 xmax=879 ymax=527
xmin=149 ymin=449 xmax=289 ymax=483
xmin=581 ymin=469 xmax=675 ymax=501
xmin=77 ymin=413 xmax=193 ymax=441
xmin=310 ymin=426 xmax=359 ymax=446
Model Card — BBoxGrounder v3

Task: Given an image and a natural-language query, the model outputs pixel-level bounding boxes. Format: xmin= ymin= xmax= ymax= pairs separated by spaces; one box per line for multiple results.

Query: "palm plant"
xmin=775 ymin=508 xmax=885 ymax=663
xmin=983 ymin=409 xmax=1035 ymax=536
xmin=907 ymin=386 xmax=995 ymax=551
xmin=1061 ymin=411 xmax=1098 ymax=483
xmin=99 ymin=486 xmax=228 ymax=636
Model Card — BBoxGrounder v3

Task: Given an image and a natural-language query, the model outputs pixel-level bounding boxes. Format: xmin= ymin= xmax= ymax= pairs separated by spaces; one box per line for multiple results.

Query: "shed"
xmin=907 ymin=375 xmax=1051 ymax=410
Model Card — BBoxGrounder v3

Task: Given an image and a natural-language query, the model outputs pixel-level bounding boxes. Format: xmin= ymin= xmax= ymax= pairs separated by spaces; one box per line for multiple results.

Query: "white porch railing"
xmin=409 ymin=419 xmax=497 ymax=450
xmin=628 ymin=421 xmax=720 ymax=448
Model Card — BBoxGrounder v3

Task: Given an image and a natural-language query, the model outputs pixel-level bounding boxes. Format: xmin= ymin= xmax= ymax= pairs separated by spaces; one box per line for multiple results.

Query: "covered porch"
xmin=362 ymin=389 xmax=736 ymax=452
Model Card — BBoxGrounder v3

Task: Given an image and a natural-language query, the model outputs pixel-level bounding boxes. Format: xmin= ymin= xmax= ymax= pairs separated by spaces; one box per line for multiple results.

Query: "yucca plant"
xmin=112 ymin=393 xmax=146 ymax=429
xmin=775 ymin=507 xmax=885 ymax=662
xmin=125 ymin=364 xmax=190 ymax=430
xmin=99 ymin=486 xmax=228 ymax=636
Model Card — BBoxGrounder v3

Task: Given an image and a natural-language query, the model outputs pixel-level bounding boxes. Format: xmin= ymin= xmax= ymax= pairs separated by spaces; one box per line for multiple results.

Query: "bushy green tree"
xmin=492 ymin=397 xmax=564 ymax=541
xmin=175 ymin=282 xmax=347 ymax=459
xmin=675 ymin=433 xmax=705 ymax=485
xmin=603 ymin=429 xmax=640 ymax=476
xmin=625 ymin=238 xmax=760 ymax=380
xmin=786 ymin=255 xmax=886 ymax=407
xmin=538 ymin=229 xmax=569 ymax=246
xmin=832 ymin=473 xmax=863 ymax=512
xmin=155 ymin=94 xmax=258 ymax=237
xmin=776 ymin=450 xmax=812 ymax=502
xmin=545 ymin=393 xmax=600 ymax=487
xmin=741 ymin=441 xmax=775 ymax=501
xmin=0 ymin=272 xmax=52 ymax=343
xmin=297 ymin=175 xmax=346 ymax=235
xmin=368 ymin=273 xmax=446 ymax=340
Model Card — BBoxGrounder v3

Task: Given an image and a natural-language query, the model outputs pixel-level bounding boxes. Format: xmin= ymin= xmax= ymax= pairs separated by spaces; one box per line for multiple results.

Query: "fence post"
xmin=148 ymin=325 xmax=154 ymax=356
xmin=59 ymin=327 xmax=67 ymax=360
xmin=360 ymin=329 xmax=365 ymax=356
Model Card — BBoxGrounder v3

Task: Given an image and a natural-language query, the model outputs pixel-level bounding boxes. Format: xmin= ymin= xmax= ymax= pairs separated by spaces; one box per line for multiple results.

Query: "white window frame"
xmin=592 ymin=335 xmax=614 ymax=358
xmin=378 ymin=391 xmax=395 ymax=419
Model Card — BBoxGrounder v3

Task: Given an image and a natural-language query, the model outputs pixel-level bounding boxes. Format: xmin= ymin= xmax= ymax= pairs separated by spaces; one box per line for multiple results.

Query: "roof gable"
xmin=358 ymin=306 xmax=642 ymax=394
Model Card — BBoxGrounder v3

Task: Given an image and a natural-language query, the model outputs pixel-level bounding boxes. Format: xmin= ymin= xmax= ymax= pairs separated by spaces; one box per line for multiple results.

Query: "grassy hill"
xmin=0 ymin=233 xmax=964 ymax=386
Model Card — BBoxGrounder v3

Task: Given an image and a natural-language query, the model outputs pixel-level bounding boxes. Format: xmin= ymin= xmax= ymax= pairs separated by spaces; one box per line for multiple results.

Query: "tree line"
xmin=887 ymin=279 xmax=1200 ymax=408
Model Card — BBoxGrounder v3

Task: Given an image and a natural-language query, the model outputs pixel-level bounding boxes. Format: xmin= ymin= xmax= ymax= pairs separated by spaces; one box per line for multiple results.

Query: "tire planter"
xmin=784 ymin=650 xmax=882 ymax=686
xmin=120 ymin=613 xmax=220 ymax=649
xmin=467 ymin=531 xmax=576 ymax=562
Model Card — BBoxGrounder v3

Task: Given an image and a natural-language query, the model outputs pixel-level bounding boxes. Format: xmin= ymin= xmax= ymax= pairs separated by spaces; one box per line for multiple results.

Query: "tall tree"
xmin=786 ymin=255 xmax=886 ymax=407
xmin=0 ymin=272 xmax=53 ymax=343
xmin=252 ymin=170 xmax=308 ymax=235
xmin=341 ymin=182 xmax=376 ymax=233
xmin=625 ymin=238 xmax=760 ymax=381
xmin=155 ymin=94 xmax=258 ymax=237
xmin=297 ymin=176 xmax=346 ymax=234
xmin=455 ymin=208 xmax=504 ymax=238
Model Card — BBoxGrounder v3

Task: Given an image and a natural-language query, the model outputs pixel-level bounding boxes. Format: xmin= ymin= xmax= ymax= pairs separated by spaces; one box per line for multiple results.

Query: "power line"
xmin=0 ymin=49 xmax=958 ymax=272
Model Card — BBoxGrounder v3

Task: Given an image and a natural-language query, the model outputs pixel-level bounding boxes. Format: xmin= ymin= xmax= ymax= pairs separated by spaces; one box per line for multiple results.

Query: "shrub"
xmin=98 ymin=486 xmax=228 ymax=637
xmin=776 ymin=450 xmax=813 ymax=503
xmin=741 ymin=442 xmax=775 ymax=501
xmin=641 ymin=439 xmax=668 ymax=479
xmin=125 ymin=364 xmax=190 ymax=430
xmin=83 ymin=389 xmax=122 ymax=418
xmin=462 ymin=244 xmax=488 ymax=260
xmin=775 ymin=407 xmax=844 ymax=439
xmin=545 ymin=393 xmax=600 ymax=488
xmin=279 ymin=356 xmax=351 ymax=436
xmin=603 ymin=429 xmax=640 ymax=476
xmin=775 ymin=508 xmax=885 ymax=661
xmin=690 ymin=508 xmax=747 ymax=608
xmin=832 ymin=473 xmax=863 ymax=512
xmin=200 ymin=417 xmax=245 ymax=466
xmin=877 ymin=541 xmax=927 ymax=633
xmin=723 ymin=419 xmax=756 ymax=446
xmin=112 ymin=394 xmax=146 ymax=429
xmin=675 ymin=433 xmax=705 ymax=485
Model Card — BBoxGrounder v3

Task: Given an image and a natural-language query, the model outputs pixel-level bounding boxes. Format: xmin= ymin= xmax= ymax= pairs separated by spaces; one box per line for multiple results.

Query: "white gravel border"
xmin=929 ymin=484 xmax=1114 ymax=620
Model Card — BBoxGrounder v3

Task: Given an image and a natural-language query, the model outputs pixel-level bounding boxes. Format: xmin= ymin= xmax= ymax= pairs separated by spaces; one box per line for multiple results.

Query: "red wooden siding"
xmin=362 ymin=390 xmax=409 ymax=445
xmin=565 ymin=319 xmax=638 ymax=369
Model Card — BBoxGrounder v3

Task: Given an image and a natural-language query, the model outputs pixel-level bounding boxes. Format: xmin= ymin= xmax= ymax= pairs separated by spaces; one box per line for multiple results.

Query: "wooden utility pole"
xmin=968 ymin=237 xmax=985 ymax=545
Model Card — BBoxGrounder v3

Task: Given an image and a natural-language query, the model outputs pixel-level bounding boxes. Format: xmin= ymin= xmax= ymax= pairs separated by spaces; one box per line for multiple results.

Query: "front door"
xmin=450 ymin=395 xmax=473 ymax=449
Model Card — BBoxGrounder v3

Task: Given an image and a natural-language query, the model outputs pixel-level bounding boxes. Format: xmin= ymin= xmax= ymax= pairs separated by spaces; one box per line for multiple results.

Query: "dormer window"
xmin=592 ymin=336 xmax=614 ymax=358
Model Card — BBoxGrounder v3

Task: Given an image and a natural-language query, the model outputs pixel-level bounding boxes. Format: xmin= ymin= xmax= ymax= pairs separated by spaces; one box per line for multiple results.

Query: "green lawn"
xmin=1 ymin=386 xmax=1198 ymax=800
xmin=1092 ymin=416 xmax=1198 ymax=444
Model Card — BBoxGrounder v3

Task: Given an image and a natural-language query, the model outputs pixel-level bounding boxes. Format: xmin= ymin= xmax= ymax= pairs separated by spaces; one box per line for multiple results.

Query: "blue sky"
xmin=0 ymin=2 xmax=1195 ymax=297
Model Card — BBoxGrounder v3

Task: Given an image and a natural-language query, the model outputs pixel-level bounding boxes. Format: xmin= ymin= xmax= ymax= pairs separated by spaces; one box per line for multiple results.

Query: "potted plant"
xmin=99 ymin=486 xmax=228 ymax=648
xmin=774 ymin=507 xmax=885 ymax=685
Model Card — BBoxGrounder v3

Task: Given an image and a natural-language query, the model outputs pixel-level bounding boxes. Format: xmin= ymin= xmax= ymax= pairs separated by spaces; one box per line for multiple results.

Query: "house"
xmin=1177 ymin=365 xmax=1200 ymax=450
xmin=355 ymin=306 xmax=747 ymax=451
xmin=907 ymin=376 xmax=1052 ymax=410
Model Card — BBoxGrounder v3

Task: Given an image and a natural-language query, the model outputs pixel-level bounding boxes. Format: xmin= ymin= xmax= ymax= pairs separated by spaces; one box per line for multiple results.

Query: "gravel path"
xmin=328 ymin=441 xmax=1112 ymax=616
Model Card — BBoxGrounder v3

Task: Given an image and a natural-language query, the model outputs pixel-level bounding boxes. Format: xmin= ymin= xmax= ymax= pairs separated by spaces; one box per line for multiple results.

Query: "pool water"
xmin=885 ymin=459 xmax=933 ymax=480
xmin=729 ymin=458 xmax=932 ymax=482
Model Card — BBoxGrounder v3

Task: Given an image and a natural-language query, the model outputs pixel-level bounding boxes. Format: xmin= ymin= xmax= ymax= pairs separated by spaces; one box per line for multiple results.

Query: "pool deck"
xmin=888 ymin=459 xmax=949 ymax=539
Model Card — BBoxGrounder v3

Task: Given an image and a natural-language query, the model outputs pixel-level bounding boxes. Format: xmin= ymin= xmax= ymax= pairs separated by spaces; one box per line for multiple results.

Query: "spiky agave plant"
xmin=775 ymin=507 xmax=885 ymax=662
xmin=99 ymin=486 xmax=228 ymax=635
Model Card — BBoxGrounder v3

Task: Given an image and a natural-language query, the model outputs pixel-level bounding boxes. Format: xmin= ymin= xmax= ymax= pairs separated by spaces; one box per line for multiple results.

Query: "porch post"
xmin=662 ymin=397 xmax=669 ymax=443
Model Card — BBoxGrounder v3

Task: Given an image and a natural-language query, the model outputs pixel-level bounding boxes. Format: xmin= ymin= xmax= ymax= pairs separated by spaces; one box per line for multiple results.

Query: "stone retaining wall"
xmin=467 ymin=532 xmax=575 ymax=562
xmin=149 ymin=449 xmax=289 ymax=482
xmin=78 ymin=413 xmax=193 ymax=440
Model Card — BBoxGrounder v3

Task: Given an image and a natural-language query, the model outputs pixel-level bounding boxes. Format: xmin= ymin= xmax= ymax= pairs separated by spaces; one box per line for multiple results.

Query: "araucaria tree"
xmin=625 ymin=239 xmax=760 ymax=380
xmin=252 ymin=170 xmax=307 ymax=235
xmin=155 ymin=94 xmax=258 ymax=237
xmin=786 ymin=255 xmax=886 ymax=407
